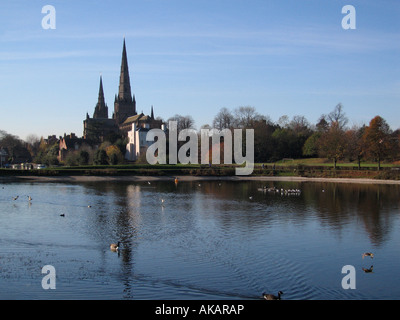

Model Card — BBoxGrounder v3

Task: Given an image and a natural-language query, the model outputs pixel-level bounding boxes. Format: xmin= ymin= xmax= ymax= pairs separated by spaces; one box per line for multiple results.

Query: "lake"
xmin=0 ymin=178 xmax=399 ymax=300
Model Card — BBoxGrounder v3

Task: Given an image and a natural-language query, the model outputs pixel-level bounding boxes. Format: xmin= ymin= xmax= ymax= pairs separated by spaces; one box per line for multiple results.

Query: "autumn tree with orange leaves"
xmin=318 ymin=121 xmax=347 ymax=169
xmin=362 ymin=116 xmax=392 ymax=170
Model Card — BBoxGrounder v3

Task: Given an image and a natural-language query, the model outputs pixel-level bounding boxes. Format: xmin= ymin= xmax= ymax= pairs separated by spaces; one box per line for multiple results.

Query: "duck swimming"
xmin=362 ymin=265 xmax=374 ymax=273
xmin=110 ymin=241 xmax=120 ymax=252
xmin=262 ymin=291 xmax=283 ymax=300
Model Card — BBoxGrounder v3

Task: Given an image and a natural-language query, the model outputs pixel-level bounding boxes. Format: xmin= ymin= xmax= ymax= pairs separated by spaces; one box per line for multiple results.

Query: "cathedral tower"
xmin=113 ymin=39 xmax=137 ymax=125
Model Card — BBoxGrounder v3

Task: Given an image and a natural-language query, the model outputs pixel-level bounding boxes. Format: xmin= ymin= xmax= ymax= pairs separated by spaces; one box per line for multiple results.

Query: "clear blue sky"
xmin=1 ymin=0 xmax=399 ymax=140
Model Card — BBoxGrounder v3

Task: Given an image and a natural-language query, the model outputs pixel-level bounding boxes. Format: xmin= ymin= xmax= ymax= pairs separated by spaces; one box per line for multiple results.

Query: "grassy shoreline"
xmin=2 ymin=159 xmax=400 ymax=183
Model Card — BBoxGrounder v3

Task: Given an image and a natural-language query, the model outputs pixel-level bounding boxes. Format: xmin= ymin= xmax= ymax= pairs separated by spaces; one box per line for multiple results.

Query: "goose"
xmin=110 ymin=241 xmax=120 ymax=252
xmin=362 ymin=265 xmax=374 ymax=273
xmin=262 ymin=291 xmax=283 ymax=300
xmin=362 ymin=252 xmax=374 ymax=259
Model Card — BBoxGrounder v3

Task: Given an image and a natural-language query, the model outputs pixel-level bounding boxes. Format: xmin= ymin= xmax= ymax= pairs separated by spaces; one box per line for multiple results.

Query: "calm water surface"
xmin=0 ymin=178 xmax=399 ymax=300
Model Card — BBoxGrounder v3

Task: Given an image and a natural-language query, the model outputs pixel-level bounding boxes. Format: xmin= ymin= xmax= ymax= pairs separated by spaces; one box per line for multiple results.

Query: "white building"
xmin=125 ymin=123 xmax=166 ymax=161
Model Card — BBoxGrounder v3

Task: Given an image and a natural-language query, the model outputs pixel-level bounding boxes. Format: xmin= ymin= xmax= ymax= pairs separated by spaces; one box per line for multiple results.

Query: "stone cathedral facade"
xmin=83 ymin=39 xmax=163 ymax=160
xmin=83 ymin=39 xmax=162 ymax=140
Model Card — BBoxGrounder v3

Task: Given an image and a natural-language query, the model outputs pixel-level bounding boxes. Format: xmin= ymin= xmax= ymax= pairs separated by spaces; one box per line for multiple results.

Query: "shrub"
xmin=93 ymin=149 xmax=108 ymax=165
xmin=78 ymin=150 xmax=90 ymax=165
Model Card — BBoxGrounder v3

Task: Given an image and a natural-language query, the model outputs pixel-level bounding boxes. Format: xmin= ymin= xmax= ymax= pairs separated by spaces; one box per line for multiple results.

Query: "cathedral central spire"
xmin=118 ymin=38 xmax=132 ymax=102
xmin=113 ymin=38 xmax=137 ymax=125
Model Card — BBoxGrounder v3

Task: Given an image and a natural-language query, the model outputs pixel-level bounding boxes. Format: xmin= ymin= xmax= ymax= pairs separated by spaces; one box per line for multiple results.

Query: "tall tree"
xmin=327 ymin=103 xmax=348 ymax=129
xmin=303 ymin=131 xmax=321 ymax=158
xmin=25 ymin=134 xmax=40 ymax=158
xmin=363 ymin=116 xmax=392 ymax=170
xmin=316 ymin=115 xmax=329 ymax=132
xmin=167 ymin=114 xmax=195 ymax=132
xmin=318 ymin=121 xmax=346 ymax=169
xmin=0 ymin=131 xmax=32 ymax=163
xmin=212 ymin=107 xmax=234 ymax=130
xmin=233 ymin=106 xmax=262 ymax=128
xmin=252 ymin=119 xmax=277 ymax=162
xmin=289 ymin=115 xmax=311 ymax=134
xmin=344 ymin=125 xmax=366 ymax=169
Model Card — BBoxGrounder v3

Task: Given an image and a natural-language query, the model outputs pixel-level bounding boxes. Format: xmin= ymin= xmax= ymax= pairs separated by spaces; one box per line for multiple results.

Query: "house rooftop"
xmin=122 ymin=113 xmax=147 ymax=125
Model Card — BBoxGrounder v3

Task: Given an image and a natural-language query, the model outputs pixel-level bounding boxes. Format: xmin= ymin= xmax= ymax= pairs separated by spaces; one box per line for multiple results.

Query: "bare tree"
xmin=289 ymin=115 xmax=311 ymax=134
xmin=212 ymin=107 xmax=234 ymax=130
xmin=327 ymin=103 xmax=348 ymax=129
xmin=233 ymin=106 xmax=263 ymax=128
xmin=167 ymin=114 xmax=195 ymax=132
xmin=25 ymin=134 xmax=39 ymax=144
xmin=180 ymin=115 xmax=195 ymax=131
xmin=278 ymin=115 xmax=289 ymax=129
xmin=25 ymin=134 xmax=41 ymax=158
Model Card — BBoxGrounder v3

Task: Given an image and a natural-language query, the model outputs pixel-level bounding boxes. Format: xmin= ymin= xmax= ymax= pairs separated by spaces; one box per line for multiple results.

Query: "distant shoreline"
xmin=3 ymin=175 xmax=400 ymax=185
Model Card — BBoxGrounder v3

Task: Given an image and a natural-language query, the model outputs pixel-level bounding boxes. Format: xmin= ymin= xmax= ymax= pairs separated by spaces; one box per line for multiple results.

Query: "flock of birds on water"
xmin=11 ymin=194 xmax=91 ymax=216
xmin=6 ymin=181 xmax=376 ymax=300
xmin=258 ymin=186 xmax=302 ymax=196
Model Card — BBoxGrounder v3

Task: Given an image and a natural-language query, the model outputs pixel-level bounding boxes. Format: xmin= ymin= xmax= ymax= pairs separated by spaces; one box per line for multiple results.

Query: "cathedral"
xmin=83 ymin=39 xmax=162 ymax=142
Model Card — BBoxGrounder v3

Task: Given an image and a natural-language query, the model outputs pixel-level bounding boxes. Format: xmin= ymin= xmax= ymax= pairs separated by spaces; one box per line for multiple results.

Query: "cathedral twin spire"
xmin=84 ymin=39 xmax=159 ymax=141
xmin=93 ymin=75 xmax=108 ymax=119
xmin=92 ymin=39 xmax=135 ymax=122
xmin=92 ymin=39 xmax=155 ymax=125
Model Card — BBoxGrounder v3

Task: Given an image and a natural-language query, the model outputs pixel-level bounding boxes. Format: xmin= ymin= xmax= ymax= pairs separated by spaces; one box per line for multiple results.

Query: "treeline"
xmin=0 ymin=130 xmax=34 ymax=164
xmin=0 ymin=130 xmax=127 ymax=167
xmin=62 ymin=139 xmax=127 ymax=166
xmin=168 ymin=103 xmax=399 ymax=169
xmin=2 ymin=103 xmax=400 ymax=169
